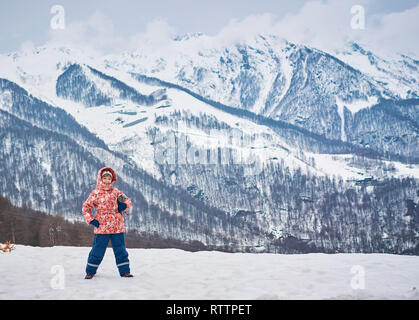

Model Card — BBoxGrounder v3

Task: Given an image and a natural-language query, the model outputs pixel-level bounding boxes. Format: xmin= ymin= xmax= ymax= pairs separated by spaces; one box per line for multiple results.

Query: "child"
xmin=82 ymin=167 xmax=133 ymax=279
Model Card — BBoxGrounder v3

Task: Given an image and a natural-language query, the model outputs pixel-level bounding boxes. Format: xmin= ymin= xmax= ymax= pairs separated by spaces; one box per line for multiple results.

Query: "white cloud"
xmin=45 ymin=11 xmax=121 ymax=55
xmin=43 ymin=12 xmax=178 ymax=56
xmin=33 ymin=1 xmax=418 ymax=59
xmin=128 ymin=18 xmax=178 ymax=53
xmin=214 ymin=13 xmax=277 ymax=47
xmin=19 ymin=40 xmax=35 ymax=54
xmin=272 ymin=0 xmax=358 ymax=50
xmin=271 ymin=0 xmax=418 ymax=58
xmin=210 ymin=0 xmax=419 ymax=58
xmin=363 ymin=5 xmax=419 ymax=58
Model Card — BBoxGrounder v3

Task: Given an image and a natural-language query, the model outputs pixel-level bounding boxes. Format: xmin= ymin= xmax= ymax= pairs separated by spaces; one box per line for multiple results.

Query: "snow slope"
xmin=1 ymin=245 xmax=418 ymax=300
xmin=0 ymin=44 xmax=417 ymax=182
xmin=335 ymin=43 xmax=419 ymax=100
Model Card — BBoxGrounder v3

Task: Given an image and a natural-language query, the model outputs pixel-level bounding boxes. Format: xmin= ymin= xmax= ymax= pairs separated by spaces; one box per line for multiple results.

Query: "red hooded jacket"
xmin=82 ymin=167 xmax=132 ymax=234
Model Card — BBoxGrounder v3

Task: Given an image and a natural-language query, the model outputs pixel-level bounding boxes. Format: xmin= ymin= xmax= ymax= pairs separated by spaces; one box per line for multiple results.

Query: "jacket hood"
xmin=96 ymin=167 xmax=117 ymax=190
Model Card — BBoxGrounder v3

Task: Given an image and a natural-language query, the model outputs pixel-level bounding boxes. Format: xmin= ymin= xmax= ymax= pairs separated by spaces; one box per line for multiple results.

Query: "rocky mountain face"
xmin=0 ymin=34 xmax=418 ymax=254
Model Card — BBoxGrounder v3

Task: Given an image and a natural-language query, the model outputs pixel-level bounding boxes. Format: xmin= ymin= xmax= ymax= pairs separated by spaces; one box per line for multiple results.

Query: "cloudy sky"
xmin=1 ymin=0 xmax=418 ymax=57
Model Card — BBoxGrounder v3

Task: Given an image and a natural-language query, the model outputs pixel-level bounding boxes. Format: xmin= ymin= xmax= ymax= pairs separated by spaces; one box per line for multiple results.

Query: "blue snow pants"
xmin=86 ymin=233 xmax=130 ymax=276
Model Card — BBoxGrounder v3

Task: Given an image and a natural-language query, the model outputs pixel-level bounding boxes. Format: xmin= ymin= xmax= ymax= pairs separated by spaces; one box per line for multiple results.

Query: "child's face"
xmin=102 ymin=175 xmax=112 ymax=185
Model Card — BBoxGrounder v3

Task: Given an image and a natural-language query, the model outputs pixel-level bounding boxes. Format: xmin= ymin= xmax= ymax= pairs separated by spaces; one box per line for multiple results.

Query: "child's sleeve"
xmin=82 ymin=191 xmax=97 ymax=224
xmin=116 ymin=189 xmax=132 ymax=212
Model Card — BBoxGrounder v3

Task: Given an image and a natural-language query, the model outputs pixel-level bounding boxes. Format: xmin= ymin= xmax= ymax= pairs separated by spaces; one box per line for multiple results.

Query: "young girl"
xmin=82 ymin=167 xmax=133 ymax=279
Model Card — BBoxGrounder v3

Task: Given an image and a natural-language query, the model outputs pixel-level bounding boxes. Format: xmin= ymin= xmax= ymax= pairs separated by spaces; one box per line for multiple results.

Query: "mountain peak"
xmin=173 ymin=32 xmax=204 ymax=42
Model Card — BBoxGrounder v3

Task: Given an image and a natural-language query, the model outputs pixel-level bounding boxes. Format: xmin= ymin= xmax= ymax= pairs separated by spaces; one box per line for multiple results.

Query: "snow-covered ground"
xmin=0 ymin=245 xmax=418 ymax=300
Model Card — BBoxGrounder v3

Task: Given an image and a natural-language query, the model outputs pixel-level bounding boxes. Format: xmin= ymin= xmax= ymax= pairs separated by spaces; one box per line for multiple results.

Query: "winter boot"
xmin=85 ymin=273 xmax=95 ymax=279
xmin=121 ymin=272 xmax=133 ymax=278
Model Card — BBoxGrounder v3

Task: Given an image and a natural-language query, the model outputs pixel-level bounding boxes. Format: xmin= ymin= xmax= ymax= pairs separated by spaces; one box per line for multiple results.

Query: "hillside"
xmin=0 ymin=34 xmax=418 ymax=254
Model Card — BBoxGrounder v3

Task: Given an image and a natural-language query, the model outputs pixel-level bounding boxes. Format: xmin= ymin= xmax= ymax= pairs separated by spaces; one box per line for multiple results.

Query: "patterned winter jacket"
xmin=82 ymin=167 xmax=132 ymax=234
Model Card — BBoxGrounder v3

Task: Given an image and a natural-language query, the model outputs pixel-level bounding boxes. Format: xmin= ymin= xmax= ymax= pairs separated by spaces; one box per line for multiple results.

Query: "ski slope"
xmin=0 ymin=245 xmax=418 ymax=300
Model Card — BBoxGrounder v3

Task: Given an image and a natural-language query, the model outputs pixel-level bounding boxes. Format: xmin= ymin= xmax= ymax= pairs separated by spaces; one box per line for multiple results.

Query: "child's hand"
xmin=89 ymin=219 xmax=100 ymax=228
xmin=117 ymin=197 xmax=129 ymax=215
xmin=117 ymin=193 xmax=128 ymax=203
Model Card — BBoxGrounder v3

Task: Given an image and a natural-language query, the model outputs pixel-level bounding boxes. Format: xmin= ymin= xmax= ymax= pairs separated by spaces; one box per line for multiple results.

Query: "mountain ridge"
xmin=0 ymin=35 xmax=418 ymax=254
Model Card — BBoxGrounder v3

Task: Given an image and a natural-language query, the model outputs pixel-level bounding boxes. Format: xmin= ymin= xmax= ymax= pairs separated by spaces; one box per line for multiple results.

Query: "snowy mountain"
xmin=335 ymin=42 xmax=419 ymax=100
xmin=0 ymin=34 xmax=418 ymax=254
xmin=102 ymin=34 xmax=419 ymax=158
